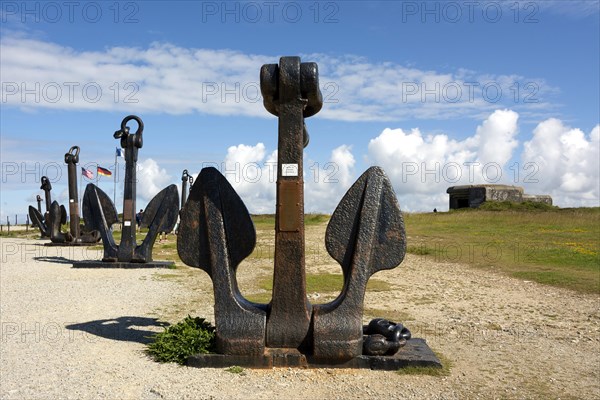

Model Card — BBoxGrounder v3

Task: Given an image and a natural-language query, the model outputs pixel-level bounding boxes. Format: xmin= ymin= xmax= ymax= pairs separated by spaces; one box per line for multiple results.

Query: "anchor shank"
xmin=181 ymin=170 xmax=189 ymax=208
xmin=119 ymin=141 xmax=138 ymax=261
xmin=41 ymin=178 xmax=52 ymax=213
xmin=266 ymin=57 xmax=311 ymax=348
xmin=66 ymin=153 xmax=80 ymax=240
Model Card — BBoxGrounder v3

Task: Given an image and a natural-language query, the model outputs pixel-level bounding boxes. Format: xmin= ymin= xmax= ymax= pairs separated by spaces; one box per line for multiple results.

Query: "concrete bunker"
xmin=446 ymin=184 xmax=552 ymax=209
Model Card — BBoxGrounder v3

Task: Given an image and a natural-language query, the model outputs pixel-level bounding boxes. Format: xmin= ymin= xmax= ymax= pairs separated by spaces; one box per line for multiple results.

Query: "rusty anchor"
xmin=181 ymin=57 xmax=439 ymax=369
xmin=178 ymin=166 xmax=265 ymax=355
xmin=40 ymin=146 xmax=101 ymax=245
xmin=74 ymin=115 xmax=179 ymax=268
xmin=36 ymin=195 xmax=43 ymax=220
xmin=28 ymin=176 xmax=55 ymax=238
xmin=30 ymin=195 xmax=42 ymax=227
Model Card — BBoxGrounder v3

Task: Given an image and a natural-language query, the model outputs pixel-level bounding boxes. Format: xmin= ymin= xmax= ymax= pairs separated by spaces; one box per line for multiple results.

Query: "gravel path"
xmin=1 ymin=237 xmax=598 ymax=399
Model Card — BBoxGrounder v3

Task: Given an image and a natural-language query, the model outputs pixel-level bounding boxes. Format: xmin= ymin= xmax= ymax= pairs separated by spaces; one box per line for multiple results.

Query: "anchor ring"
xmin=120 ymin=115 xmax=144 ymax=136
xmin=65 ymin=146 xmax=80 ymax=164
xmin=40 ymin=176 xmax=52 ymax=191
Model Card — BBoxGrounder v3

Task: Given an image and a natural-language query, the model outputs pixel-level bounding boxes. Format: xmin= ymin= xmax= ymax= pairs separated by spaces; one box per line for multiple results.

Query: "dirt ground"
xmin=1 ymin=232 xmax=599 ymax=399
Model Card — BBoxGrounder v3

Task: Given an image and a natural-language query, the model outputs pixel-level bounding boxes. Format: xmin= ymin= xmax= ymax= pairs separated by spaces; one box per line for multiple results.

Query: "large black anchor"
xmin=36 ymin=195 xmax=43 ymax=220
xmin=44 ymin=146 xmax=101 ymax=245
xmin=30 ymin=195 xmax=43 ymax=228
xmin=78 ymin=115 xmax=179 ymax=266
xmin=28 ymin=176 xmax=56 ymax=238
xmin=180 ymin=57 xmax=422 ymax=369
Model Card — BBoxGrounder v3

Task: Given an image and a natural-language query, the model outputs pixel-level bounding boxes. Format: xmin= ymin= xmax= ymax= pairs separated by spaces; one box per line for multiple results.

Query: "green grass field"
xmin=5 ymin=206 xmax=598 ymax=294
xmin=404 ymin=205 xmax=600 ymax=294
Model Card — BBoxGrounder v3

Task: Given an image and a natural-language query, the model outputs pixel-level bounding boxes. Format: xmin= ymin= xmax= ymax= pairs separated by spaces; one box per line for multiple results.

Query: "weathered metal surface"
xmin=277 ymin=181 xmax=301 ymax=232
xmin=82 ymin=183 xmax=119 ymax=260
xmin=28 ymin=205 xmax=47 ymax=237
xmin=79 ymin=115 xmax=178 ymax=266
xmin=362 ymin=318 xmax=411 ymax=356
xmin=28 ymin=195 xmax=42 ymax=229
xmin=29 ymin=176 xmax=53 ymax=237
xmin=178 ymin=167 xmax=265 ymax=355
xmin=65 ymin=146 xmax=81 ymax=240
xmin=116 ymin=115 xmax=143 ymax=261
xmin=188 ymin=338 xmax=440 ymax=370
xmin=47 ymin=201 xmax=67 ymax=242
xmin=43 ymin=146 xmax=100 ymax=245
xmin=137 ymin=184 xmax=179 ymax=262
xmin=312 ymin=166 xmax=406 ymax=360
xmin=261 ymin=56 xmax=322 ymax=348
xmin=180 ymin=57 xmax=430 ymax=369
xmin=36 ymin=195 xmax=42 ymax=216
xmin=181 ymin=169 xmax=193 ymax=208
xmin=41 ymin=176 xmax=52 ymax=218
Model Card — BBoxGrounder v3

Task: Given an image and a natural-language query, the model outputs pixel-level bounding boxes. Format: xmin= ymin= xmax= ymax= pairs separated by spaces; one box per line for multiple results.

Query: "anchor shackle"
xmin=260 ymin=59 xmax=323 ymax=118
xmin=64 ymin=146 xmax=80 ymax=164
xmin=182 ymin=169 xmax=190 ymax=182
xmin=40 ymin=176 xmax=52 ymax=191
xmin=114 ymin=115 xmax=144 ymax=149
xmin=36 ymin=195 xmax=42 ymax=202
xmin=260 ymin=58 xmax=322 ymax=148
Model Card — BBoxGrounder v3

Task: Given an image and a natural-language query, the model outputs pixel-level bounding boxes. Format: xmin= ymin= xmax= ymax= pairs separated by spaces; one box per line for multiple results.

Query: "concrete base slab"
xmin=187 ymin=338 xmax=441 ymax=370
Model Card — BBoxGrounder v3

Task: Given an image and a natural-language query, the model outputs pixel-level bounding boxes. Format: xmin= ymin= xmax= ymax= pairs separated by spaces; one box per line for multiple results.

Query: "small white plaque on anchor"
xmin=281 ymin=164 xmax=298 ymax=177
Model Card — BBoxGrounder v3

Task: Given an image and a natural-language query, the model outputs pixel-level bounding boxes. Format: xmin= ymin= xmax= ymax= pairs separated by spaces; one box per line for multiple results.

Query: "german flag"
xmin=97 ymin=166 xmax=112 ymax=176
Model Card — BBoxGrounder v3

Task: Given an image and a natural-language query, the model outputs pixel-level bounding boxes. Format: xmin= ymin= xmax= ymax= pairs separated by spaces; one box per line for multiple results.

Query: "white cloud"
xmin=367 ymin=109 xmax=516 ymax=211
xmin=222 ymin=143 xmax=277 ymax=214
xmin=474 ymin=109 xmax=519 ymax=167
xmin=3 ymin=111 xmax=599 ymax=219
xmin=136 ymin=158 xmax=173 ymax=202
xmin=522 ymin=120 xmax=599 ymax=207
xmin=149 ymin=114 xmax=600 ymax=213
xmin=1 ymin=34 xmax=557 ymax=121
xmin=305 ymin=144 xmax=356 ymax=213
xmin=211 ymin=142 xmax=356 ymax=214
xmin=368 ymin=110 xmax=599 ymax=211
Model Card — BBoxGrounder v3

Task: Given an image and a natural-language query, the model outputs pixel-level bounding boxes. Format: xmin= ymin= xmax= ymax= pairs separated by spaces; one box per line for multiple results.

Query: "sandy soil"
xmin=1 ymin=234 xmax=598 ymax=399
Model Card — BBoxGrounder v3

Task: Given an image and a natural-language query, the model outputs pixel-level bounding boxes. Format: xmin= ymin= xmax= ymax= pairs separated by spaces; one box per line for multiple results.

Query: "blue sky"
xmin=1 ymin=0 xmax=599 ymax=222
